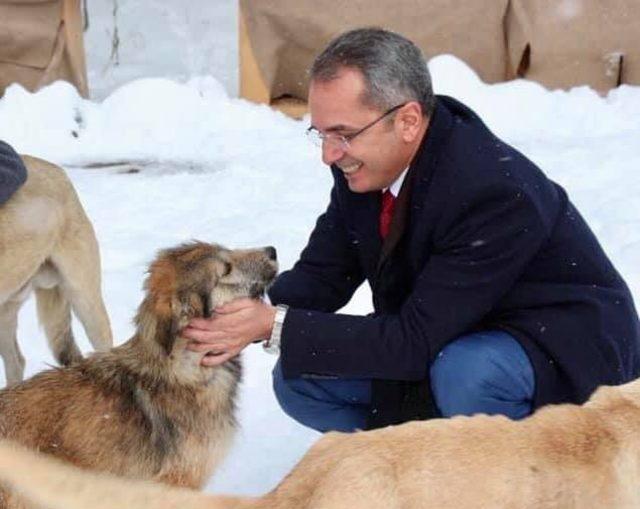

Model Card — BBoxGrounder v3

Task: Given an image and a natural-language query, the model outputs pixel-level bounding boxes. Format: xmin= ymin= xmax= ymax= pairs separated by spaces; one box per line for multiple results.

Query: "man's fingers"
xmin=182 ymin=327 xmax=227 ymax=343
xmin=215 ymin=297 xmax=256 ymax=314
xmin=201 ymin=351 xmax=235 ymax=367
xmin=185 ymin=341 xmax=217 ymax=353
xmin=188 ymin=317 xmax=215 ymax=330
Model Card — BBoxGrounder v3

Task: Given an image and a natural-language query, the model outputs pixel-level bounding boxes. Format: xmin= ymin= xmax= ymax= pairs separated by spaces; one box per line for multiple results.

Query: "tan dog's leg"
xmin=0 ymin=441 xmax=255 ymax=509
xmin=34 ymin=286 xmax=83 ymax=366
xmin=0 ymin=301 xmax=25 ymax=386
xmin=50 ymin=225 xmax=112 ymax=353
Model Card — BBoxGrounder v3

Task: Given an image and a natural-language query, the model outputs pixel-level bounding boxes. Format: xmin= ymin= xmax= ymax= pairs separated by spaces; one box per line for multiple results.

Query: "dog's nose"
xmin=265 ymin=246 xmax=277 ymax=261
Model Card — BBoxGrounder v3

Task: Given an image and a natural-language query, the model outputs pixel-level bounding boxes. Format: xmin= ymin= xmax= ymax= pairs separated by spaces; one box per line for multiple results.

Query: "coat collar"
xmin=378 ymin=97 xmax=455 ymax=265
xmin=405 ymin=96 xmax=456 ymax=211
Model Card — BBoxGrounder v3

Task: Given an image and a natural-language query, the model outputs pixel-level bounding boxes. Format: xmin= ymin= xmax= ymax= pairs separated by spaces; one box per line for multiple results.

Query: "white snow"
xmin=0 ymin=53 xmax=639 ymax=496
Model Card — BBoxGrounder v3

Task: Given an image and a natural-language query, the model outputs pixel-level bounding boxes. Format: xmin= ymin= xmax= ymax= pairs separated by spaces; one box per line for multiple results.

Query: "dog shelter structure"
xmin=1 ymin=0 xmax=639 ymax=113
xmin=0 ymin=0 xmax=88 ymax=98
xmin=240 ymin=0 xmax=640 ymax=118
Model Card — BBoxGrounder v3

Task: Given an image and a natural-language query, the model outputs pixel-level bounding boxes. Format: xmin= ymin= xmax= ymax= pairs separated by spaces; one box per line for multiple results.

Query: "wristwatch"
xmin=263 ymin=304 xmax=289 ymax=354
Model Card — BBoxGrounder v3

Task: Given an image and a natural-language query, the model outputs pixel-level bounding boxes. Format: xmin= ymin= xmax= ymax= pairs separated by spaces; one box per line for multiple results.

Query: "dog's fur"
xmin=1 ymin=378 xmax=640 ymax=508
xmin=0 ymin=241 xmax=277 ymax=509
xmin=0 ymin=155 xmax=112 ymax=385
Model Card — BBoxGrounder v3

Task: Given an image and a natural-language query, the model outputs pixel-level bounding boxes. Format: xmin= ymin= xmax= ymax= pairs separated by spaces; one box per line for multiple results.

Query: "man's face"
xmin=308 ymin=68 xmax=415 ymax=193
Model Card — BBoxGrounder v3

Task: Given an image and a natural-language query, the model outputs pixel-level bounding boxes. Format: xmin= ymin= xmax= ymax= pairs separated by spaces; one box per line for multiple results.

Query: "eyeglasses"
xmin=306 ymin=103 xmax=406 ymax=151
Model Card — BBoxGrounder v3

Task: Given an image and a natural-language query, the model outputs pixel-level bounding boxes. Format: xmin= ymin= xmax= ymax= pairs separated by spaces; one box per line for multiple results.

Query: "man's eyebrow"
xmin=311 ymin=123 xmax=356 ymax=133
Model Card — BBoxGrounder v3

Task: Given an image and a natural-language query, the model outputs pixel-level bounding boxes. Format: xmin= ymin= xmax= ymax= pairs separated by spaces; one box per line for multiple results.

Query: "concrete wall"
xmin=83 ymin=0 xmax=238 ymax=99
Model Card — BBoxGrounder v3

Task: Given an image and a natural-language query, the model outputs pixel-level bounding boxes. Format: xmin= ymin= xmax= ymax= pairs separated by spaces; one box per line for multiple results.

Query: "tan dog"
xmin=0 ymin=155 xmax=112 ymax=385
xmin=0 ymin=241 xmax=278 ymax=509
xmin=0 ymin=378 xmax=640 ymax=509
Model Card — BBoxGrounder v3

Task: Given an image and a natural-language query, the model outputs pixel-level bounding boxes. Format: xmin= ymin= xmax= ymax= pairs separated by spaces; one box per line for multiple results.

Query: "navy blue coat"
xmin=269 ymin=96 xmax=640 ymax=429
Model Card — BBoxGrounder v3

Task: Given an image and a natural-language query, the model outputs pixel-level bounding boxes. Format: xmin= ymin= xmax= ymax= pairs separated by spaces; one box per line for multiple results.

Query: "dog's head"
xmin=135 ymin=241 xmax=278 ymax=355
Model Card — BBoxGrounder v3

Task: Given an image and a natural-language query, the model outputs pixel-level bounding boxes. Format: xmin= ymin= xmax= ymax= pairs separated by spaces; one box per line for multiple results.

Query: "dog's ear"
xmin=137 ymin=257 xmax=181 ymax=356
xmin=201 ymin=290 xmax=213 ymax=318
xmin=178 ymin=284 xmax=213 ymax=320
xmin=157 ymin=313 xmax=180 ymax=356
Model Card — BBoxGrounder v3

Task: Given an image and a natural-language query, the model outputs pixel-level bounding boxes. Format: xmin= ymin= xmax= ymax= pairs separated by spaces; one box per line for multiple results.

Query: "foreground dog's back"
xmin=1 ymin=378 xmax=640 ymax=509
xmin=0 ymin=155 xmax=112 ymax=384
xmin=0 ymin=241 xmax=278 ymax=509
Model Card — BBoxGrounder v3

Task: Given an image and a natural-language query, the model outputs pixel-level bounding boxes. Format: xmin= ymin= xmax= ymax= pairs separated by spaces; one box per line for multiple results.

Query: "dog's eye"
xmin=221 ymin=262 xmax=232 ymax=276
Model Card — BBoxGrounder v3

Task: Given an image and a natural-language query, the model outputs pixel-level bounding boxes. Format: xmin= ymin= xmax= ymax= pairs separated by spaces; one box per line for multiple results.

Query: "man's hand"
xmin=182 ymin=298 xmax=276 ymax=367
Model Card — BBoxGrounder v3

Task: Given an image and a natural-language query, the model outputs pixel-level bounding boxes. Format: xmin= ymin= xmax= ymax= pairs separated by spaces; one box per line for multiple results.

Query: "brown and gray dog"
xmin=0 ymin=155 xmax=112 ymax=385
xmin=0 ymin=241 xmax=277 ymax=509
xmin=0 ymin=377 xmax=640 ymax=508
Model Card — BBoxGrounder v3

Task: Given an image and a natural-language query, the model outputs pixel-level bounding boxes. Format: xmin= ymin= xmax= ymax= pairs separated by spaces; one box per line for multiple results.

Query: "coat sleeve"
xmin=268 ymin=184 xmax=365 ymax=313
xmin=279 ymin=182 xmax=555 ymax=381
xmin=0 ymin=141 xmax=27 ymax=206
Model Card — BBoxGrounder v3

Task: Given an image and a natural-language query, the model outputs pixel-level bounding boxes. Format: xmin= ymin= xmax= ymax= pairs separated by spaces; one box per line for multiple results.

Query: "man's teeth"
xmin=341 ymin=163 xmax=362 ymax=174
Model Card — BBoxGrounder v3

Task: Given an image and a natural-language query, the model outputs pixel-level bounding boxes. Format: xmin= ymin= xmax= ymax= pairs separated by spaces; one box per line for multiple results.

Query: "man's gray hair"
xmin=311 ymin=28 xmax=436 ymax=116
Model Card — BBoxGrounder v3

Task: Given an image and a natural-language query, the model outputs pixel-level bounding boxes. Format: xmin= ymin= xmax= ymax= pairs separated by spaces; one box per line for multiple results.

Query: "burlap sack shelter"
xmin=0 ymin=0 xmax=88 ymax=98
xmin=241 ymin=0 xmax=640 ymax=117
xmin=240 ymin=0 xmax=510 ymax=118
xmin=506 ymin=0 xmax=640 ymax=93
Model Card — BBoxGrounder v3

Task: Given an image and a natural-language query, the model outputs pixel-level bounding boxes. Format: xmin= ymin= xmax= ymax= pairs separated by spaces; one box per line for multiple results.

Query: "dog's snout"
xmin=265 ymin=246 xmax=277 ymax=261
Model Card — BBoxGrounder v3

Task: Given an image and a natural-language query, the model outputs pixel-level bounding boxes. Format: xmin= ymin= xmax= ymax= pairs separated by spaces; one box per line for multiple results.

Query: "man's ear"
xmin=396 ymin=101 xmax=426 ymax=142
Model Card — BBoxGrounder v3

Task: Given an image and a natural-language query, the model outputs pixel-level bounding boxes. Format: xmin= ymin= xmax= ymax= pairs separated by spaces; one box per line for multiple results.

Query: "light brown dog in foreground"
xmin=0 ymin=377 xmax=640 ymax=509
xmin=0 ymin=155 xmax=112 ymax=385
xmin=0 ymin=241 xmax=278 ymax=509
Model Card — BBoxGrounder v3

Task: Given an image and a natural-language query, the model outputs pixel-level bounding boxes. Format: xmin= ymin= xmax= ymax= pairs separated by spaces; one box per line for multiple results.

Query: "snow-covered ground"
xmin=0 ymin=54 xmax=638 ymax=496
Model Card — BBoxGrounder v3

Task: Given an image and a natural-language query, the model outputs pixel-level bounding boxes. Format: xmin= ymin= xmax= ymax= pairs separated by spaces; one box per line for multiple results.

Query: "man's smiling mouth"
xmin=339 ymin=162 xmax=362 ymax=175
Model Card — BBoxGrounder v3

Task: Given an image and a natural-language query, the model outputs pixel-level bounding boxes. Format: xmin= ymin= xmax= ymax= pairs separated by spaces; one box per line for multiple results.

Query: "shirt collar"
xmin=385 ymin=167 xmax=409 ymax=197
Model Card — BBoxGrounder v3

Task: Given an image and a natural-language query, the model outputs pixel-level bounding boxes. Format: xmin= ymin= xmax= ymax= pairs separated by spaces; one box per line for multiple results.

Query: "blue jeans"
xmin=272 ymin=331 xmax=535 ymax=432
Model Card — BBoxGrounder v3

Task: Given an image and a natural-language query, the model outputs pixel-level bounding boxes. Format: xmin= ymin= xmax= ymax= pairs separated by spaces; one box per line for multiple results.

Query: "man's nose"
xmin=321 ymin=141 xmax=346 ymax=166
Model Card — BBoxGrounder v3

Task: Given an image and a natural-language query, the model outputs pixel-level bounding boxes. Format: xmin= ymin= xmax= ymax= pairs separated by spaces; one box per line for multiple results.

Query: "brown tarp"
xmin=0 ymin=0 xmax=88 ymax=97
xmin=506 ymin=0 xmax=640 ymax=92
xmin=241 ymin=0 xmax=640 ymax=107
xmin=240 ymin=0 xmax=511 ymax=103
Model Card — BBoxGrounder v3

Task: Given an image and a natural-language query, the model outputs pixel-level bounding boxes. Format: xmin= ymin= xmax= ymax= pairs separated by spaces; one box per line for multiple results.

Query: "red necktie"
xmin=379 ymin=189 xmax=396 ymax=239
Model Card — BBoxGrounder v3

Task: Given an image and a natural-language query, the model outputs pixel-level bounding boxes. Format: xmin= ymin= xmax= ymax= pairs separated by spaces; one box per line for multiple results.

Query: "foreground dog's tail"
xmin=0 ymin=440 xmax=262 ymax=509
xmin=35 ymin=286 xmax=83 ymax=366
